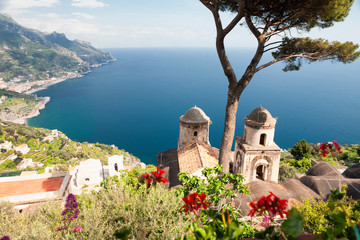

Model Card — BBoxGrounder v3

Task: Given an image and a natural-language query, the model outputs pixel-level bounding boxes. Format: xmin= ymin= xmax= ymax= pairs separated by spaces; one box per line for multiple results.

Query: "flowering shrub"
xmin=178 ymin=166 xmax=255 ymax=239
xmin=0 ymin=236 xmax=10 ymax=240
xmin=138 ymin=166 xmax=168 ymax=192
xmin=180 ymin=192 xmax=210 ymax=218
xmin=56 ymin=193 xmax=82 ymax=233
xmin=319 ymin=141 xmax=343 ymax=157
xmin=248 ymin=191 xmax=289 ymax=220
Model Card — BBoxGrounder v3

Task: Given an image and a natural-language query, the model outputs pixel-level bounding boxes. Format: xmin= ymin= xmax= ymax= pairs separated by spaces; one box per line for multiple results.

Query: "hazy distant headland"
xmin=0 ymin=13 xmax=115 ymax=123
xmin=0 ymin=13 xmax=115 ymax=93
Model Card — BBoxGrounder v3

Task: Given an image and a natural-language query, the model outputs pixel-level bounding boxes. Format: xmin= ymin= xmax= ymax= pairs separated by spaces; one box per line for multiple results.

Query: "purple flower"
xmin=0 ymin=236 xmax=10 ymax=240
xmin=56 ymin=226 xmax=68 ymax=231
xmin=260 ymin=216 xmax=271 ymax=227
xmin=57 ymin=194 xmax=81 ymax=232
xmin=73 ymin=225 xmax=82 ymax=232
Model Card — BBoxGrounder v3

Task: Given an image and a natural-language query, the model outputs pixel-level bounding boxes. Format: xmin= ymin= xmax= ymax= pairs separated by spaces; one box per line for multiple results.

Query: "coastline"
xmin=3 ymin=59 xmax=116 ymax=125
xmin=24 ymin=73 xmax=84 ymax=95
xmin=0 ymin=96 xmax=50 ymax=125
xmin=24 ymin=59 xmax=116 ymax=95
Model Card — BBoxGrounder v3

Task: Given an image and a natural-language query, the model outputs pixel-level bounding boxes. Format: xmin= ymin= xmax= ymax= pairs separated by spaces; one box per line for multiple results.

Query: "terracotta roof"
xmin=180 ymin=106 xmax=211 ymax=124
xmin=157 ymin=143 xmax=219 ymax=188
xmin=0 ymin=177 xmax=64 ymax=197
xmin=178 ymin=140 xmax=218 ymax=174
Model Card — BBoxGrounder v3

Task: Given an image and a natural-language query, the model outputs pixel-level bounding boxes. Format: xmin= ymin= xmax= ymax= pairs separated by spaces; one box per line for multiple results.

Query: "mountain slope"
xmin=0 ymin=14 xmax=115 ymax=82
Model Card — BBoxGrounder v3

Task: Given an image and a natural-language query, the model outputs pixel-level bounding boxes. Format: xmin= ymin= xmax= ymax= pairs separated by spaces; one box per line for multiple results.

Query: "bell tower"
xmin=233 ymin=107 xmax=280 ymax=183
xmin=178 ymin=106 xmax=212 ymax=148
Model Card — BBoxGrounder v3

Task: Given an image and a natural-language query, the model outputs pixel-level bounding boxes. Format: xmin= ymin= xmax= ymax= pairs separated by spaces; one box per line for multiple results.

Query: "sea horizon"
xmin=28 ymin=48 xmax=360 ymax=165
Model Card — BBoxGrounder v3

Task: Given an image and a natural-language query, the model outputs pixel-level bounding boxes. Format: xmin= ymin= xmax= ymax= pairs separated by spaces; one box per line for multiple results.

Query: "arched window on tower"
xmin=260 ymin=133 xmax=266 ymax=146
xmin=256 ymin=165 xmax=265 ymax=180
xmin=194 ymin=131 xmax=198 ymax=137
xmin=114 ymin=163 xmax=118 ymax=172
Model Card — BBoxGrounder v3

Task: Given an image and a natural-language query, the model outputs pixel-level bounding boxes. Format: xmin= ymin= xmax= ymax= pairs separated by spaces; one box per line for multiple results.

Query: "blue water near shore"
xmin=28 ymin=48 xmax=360 ymax=165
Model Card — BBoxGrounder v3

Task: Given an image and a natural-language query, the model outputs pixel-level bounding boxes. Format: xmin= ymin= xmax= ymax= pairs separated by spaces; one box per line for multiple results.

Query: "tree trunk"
xmin=219 ymin=87 xmax=240 ymax=172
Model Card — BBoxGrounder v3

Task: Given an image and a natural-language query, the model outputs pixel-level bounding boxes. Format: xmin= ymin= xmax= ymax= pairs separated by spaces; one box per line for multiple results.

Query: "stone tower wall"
xmin=244 ymin=125 xmax=275 ymax=147
xmin=178 ymin=122 xmax=209 ymax=148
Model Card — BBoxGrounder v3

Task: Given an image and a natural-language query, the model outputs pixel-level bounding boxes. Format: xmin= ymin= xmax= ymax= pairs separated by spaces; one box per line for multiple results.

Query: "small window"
xmin=194 ymin=131 xmax=198 ymax=137
xmin=114 ymin=163 xmax=118 ymax=171
xmin=260 ymin=133 xmax=266 ymax=146
xmin=229 ymin=162 xmax=234 ymax=173
xmin=85 ymin=178 xmax=90 ymax=181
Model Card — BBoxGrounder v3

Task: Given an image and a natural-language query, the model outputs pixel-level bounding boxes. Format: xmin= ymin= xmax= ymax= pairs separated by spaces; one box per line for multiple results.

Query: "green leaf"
xmin=326 ymin=211 xmax=346 ymax=235
xmin=281 ymin=208 xmax=304 ymax=239
xmin=114 ymin=228 xmax=131 ymax=239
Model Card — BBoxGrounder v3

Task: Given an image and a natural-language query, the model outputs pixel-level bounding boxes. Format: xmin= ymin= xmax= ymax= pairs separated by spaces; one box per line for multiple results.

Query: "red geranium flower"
xmin=248 ymin=192 xmax=289 ymax=220
xmin=197 ymin=193 xmax=210 ymax=210
xmin=180 ymin=192 xmax=211 ymax=218
xmin=151 ymin=166 xmax=169 ymax=184
xmin=138 ymin=173 xmax=152 ymax=184
xmin=319 ymin=141 xmax=342 ymax=157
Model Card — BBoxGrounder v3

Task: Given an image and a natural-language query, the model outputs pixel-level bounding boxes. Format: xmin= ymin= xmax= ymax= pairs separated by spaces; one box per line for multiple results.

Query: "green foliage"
xmin=176 ymin=165 xmax=249 ymax=206
xmin=0 ymin=173 xmax=190 ymax=239
xmin=53 ymin=164 xmax=68 ymax=172
xmin=273 ymin=37 xmax=360 ymax=71
xmin=281 ymin=208 xmax=304 ymax=239
xmin=294 ymin=187 xmax=360 ymax=236
xmin=0 ymin=160 xmax=16 ymax=171
xmin=291 ymin=140 xmax=311 ymax=160
xmin=180 ymin=210 xmax=255 ymax=240
xmin=0 ymin=121 xmax=138 ymax=173
xmin=281 ymin=157 xmax=311 ymax=173
xmin=278 ymin=164 xmax=297 ymax=182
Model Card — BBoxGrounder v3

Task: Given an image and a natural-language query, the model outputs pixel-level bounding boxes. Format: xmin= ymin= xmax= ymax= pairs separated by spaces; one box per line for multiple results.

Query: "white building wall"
xmin=108 ymin=155 xmax=124 ymax=177
xmin=75 ymin=159 xmax=103 ymax=187
xmin=244 ymin=125 xmax=275 ymax=147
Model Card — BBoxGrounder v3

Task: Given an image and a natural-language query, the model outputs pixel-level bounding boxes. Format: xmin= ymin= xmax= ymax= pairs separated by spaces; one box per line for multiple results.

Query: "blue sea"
xmin=27 ymin=48 xmax=360 ymax=165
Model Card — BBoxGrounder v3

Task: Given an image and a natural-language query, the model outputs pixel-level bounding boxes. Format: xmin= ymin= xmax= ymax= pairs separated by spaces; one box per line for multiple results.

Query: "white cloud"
xmin=71 ymin=0 xmax=106 ymax=8
xmin=15 ymin=15 xmax=100 ymax=35
xmin=3 ymin=0 xmax=58 ymax=9
xmin=72 ymin=12 xmax=95 ymax=20
xmin=0 ymin=0 xmax=9 ymax=11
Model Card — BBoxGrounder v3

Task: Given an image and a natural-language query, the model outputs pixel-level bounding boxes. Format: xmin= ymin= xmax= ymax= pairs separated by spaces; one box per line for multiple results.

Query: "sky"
xmin=0 ymin=0 xmax=359 ymax=48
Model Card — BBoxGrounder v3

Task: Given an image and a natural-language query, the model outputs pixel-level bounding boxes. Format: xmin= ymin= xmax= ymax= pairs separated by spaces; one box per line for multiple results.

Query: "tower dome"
xmin=245 ymin=107 xmax=276 ymax=128
xmin=180 ymin=106 xmax=211 ymax=124
xmin=243 ymin=107 xmax=277 ymax=147
xmin=178 ymin=106 xmax=211 ymax=148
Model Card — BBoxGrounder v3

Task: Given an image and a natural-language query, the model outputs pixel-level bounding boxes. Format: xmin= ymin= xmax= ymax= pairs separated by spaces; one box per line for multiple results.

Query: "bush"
xmin=53 ymin=164 xmax=69 ymax=172
xmin=0 ymin=160 xmax=16 ymax=171
xmin=291 ymin=140 xmax=311 ymax=160
xmin=278 ymin=164 xmax=297 ymax=181
xmin=281 ymin=157 xmax=311 ymax=173
xmin=0 ymin=173 xmax=190 ymax=239
xmin=295 ymin=191 xmax=360 ymax=235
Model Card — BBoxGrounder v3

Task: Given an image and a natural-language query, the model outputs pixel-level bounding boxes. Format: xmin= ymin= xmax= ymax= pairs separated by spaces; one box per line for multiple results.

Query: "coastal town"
xmin=1 ymin=0 xmax=360 ymax=239
xmin=0 ymin=72 xmax=82 ymax=94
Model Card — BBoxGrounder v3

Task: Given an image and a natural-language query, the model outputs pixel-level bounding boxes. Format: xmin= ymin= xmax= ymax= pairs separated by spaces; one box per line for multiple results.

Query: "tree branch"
xmin=264 ymin=41 xmax=283 ymax=48
xmin=223 ymin=12 xmax=243 ymax=36
xmin=263 ymin=45 xmax=282 ymax=53
xmin=199 ymin=0 xmax=215 ymax=12
xmin=255 ymin=53 xmax=333 ymax=73
xmin=245 ymin=15 xmax=261 ymax=39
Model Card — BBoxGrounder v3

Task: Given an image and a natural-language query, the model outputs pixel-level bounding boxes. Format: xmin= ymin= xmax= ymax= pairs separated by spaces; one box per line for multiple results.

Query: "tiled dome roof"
xmin=245 ymin=107 xmax=276 ymax=128
xmin=180 ymin=106 xmax=211 ymax=124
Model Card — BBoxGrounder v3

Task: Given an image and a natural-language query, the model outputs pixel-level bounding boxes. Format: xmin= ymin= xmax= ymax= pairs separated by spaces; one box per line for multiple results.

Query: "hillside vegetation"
xmin=0 ymin=121 xmax=139 ymax=176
